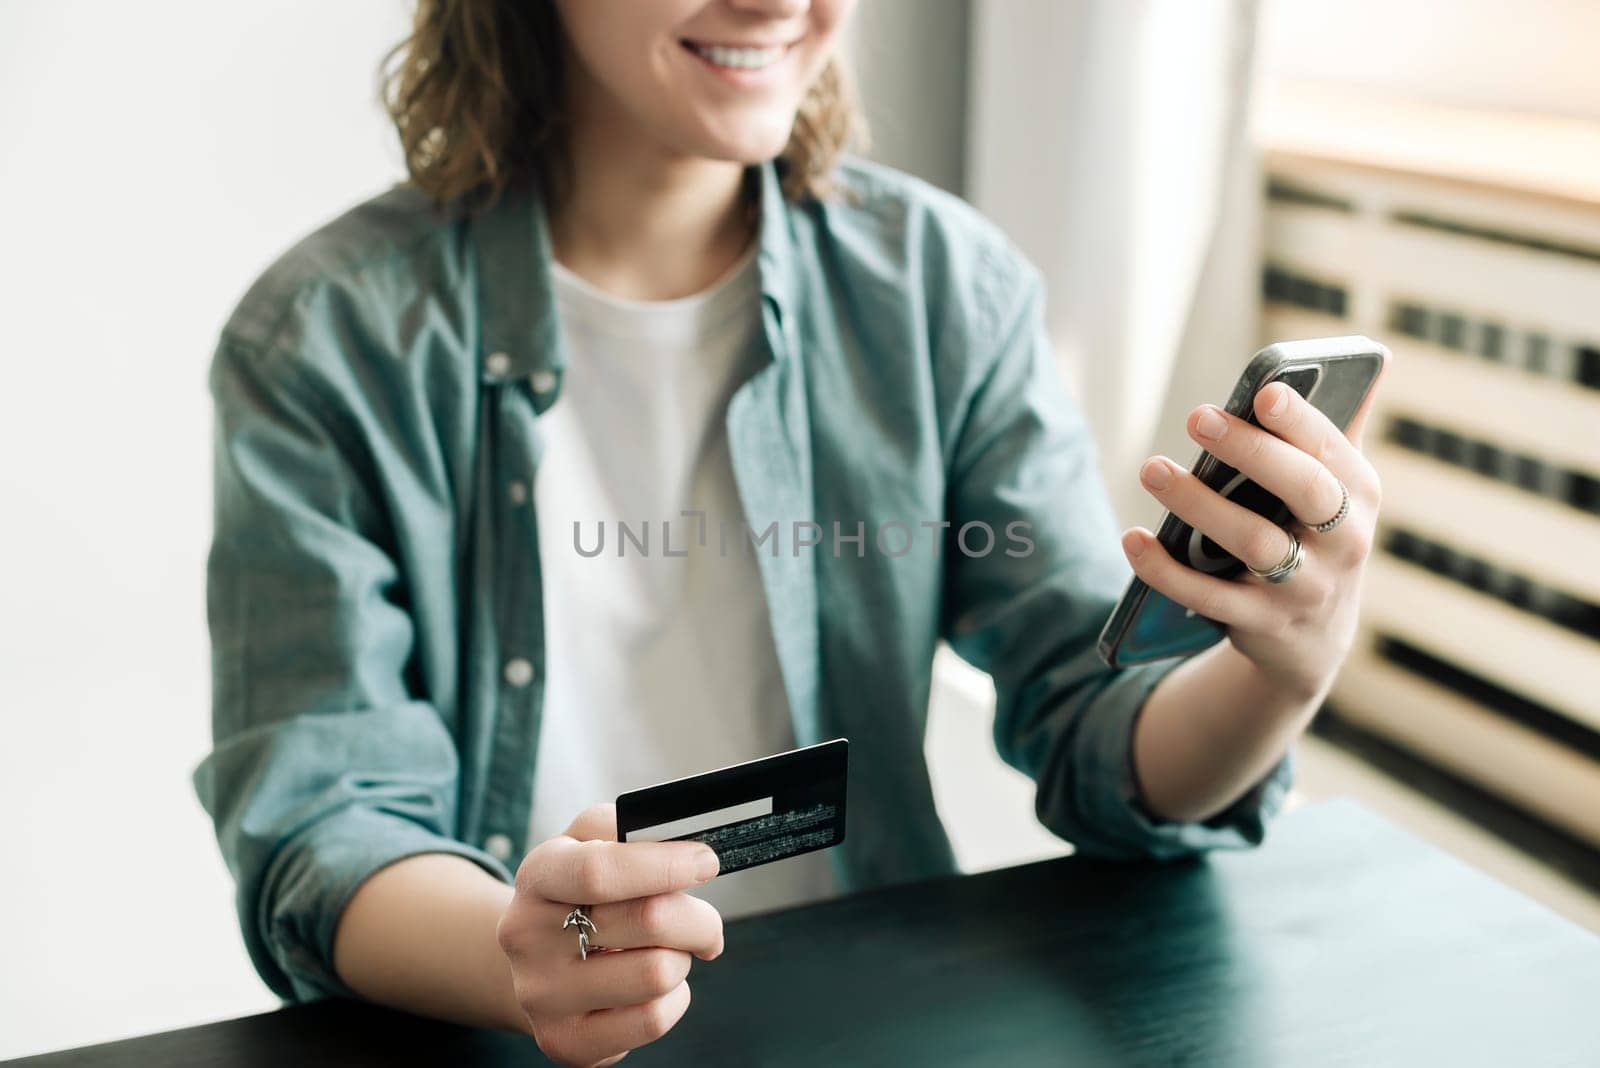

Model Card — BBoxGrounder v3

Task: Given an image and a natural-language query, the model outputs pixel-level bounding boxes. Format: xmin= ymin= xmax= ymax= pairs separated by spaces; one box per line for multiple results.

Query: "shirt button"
xmin=485 ymin=351 xmax=512 ymax=377
xmin=503 ymin=657 xmax=535 ymax=687
xmin=483 ymin=834 xmax=513 ymax=861
xmin=508 ymin=480 xmax=528 ymax=505
xmin=529 ymin=369 xmax=559 ymax=394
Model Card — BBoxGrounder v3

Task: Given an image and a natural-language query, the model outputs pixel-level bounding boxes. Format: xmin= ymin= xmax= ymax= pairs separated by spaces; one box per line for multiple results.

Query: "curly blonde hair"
xmin=381 ymin=1 xmax=864 ymax=209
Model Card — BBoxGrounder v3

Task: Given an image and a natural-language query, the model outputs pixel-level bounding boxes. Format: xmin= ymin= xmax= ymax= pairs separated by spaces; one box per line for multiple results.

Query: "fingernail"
xmin=695 ymin=848 xmax=720 ymax=883
xmin=1266 ymin=383 xmax=1290 ymax=416
xmin=1195 ymin=408 xmax=1228 ymax=441
xmin=1140 ymin=458 xmax=1172 ymax=491
xmin=1122 ymin=530 xmax=1145 ymax=558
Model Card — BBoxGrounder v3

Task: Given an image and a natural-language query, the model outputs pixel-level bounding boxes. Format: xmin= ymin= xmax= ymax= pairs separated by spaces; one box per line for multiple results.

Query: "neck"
xmin=551 ymin=76 xmax=756 ymax=301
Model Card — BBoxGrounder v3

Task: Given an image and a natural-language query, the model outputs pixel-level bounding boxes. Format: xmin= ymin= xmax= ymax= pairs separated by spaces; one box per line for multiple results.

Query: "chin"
xmin=681 ymin=114 xmax=799 ymax=166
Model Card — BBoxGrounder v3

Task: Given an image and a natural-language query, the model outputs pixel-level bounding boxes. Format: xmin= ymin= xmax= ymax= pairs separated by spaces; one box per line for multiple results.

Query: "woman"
xmin=196 ymin=1 xmax=1382 ymax=1064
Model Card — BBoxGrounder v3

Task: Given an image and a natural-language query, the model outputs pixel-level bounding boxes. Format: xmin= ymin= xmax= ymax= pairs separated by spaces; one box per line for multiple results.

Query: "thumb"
xmin=565 ymin=802 xmax=620 ymax=843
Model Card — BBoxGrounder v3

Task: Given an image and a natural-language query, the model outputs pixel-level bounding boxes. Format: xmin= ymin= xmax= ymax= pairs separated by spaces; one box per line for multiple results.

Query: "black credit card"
xmin=616 ymin=739 xmax=848 ymax=876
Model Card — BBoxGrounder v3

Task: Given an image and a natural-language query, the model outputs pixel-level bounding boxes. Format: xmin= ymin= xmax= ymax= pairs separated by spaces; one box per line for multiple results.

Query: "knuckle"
xmin=514 ymin=972 xmax=551 ymax=1016
xmin=1344 ymin=523 xmax=1376 ymax=561
xmin=1299 ymin=573 xmax=1336 ymax=615
xmin=1244 ymin=524 xmax=1286 ymax=569
xmin=643 ymin=955 xmax=679 ymax=997
xmin=1159 ymin=475 xmax=1190 ymax=509
xmin=531 ymin=1023 xmax=574 ymax=1066
xmin=1299 ymin=463 xmax=1330 ymax=503
xmin=571 ymin=844 xmax=613 ymax=903
xmin=1238 ymin=428 xmax=1268 ymax=464
xmin=634 ymin=893 xmax=673 ymax=939
xmin=1134 ymin=553 xmax=1164 ymax=586
xmin=1307 ymin=421 xmax=1335 ymax=461
xmin=1196 ymin=587 xmax=1230 ymax=622
xmin=495 ymin=910 xmax=520 ymax=956
xmin=1363 ymin=467 xmax=1383 ymax=509
xmin=658 ymin=853 xmax=694 ymax=893
xmin=641 ymin=951 xmax=688 ymax=997
xmin=514 ymin=853 xmax=543 ymax=900
xmin=517 ymin=838 xmax=570 ymax=900
xmin=638 ymin=990 xmax=682 ymax=1040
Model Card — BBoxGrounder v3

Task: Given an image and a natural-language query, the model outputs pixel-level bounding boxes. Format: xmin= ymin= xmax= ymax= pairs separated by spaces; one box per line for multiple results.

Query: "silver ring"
xmin=562 ymin=906 xmax=598 ymax=960
xmin=1248 ymin=531 xmax=1305 ymax=584
xmin=1311 ymin=479 xmax=1351 ymax=534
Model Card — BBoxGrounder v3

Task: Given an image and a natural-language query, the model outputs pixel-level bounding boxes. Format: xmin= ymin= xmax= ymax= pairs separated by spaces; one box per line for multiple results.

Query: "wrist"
xmin=1218 ymin=640 xmax=1330 ymax=720
xmin=333 ymin=852 xmax=528 ymax=1035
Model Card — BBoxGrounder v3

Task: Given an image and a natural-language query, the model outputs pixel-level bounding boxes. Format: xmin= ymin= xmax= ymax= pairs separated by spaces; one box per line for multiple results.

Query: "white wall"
xmin=967 ymin=0 xmax=1261 ymax=525
xmin=852 ymin=0 xmax=971 ymax=193
xmin=1260 ymin=0 xmax=1600 ymax=120
xmin=0 ymin=2 xmax=410 ymax=1057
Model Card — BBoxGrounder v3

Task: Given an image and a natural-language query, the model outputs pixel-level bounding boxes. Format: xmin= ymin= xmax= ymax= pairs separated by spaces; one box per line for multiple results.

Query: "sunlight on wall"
xmin=1260 ymin=0 xmax=1600 ymax=121
xmin=0 ymin=2 xmax=409 ymax=1057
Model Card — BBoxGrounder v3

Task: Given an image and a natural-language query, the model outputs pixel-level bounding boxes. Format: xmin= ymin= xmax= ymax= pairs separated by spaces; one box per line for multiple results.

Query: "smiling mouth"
xmin=681 ymin=40 xmax=790 ymax=72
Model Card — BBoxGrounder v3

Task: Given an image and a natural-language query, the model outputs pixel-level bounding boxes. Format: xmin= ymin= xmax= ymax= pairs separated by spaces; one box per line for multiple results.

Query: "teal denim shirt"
xmin=195 ymin=159 xmax=1289 ymax=1003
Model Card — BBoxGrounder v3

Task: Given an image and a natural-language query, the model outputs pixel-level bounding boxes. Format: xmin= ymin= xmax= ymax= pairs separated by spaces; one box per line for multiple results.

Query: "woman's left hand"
xmin=1121 ymin=378 xmax=1384 ymax=703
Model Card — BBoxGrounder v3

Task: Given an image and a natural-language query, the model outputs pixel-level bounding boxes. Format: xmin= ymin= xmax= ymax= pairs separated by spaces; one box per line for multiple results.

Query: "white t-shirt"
xmin=528 ymin=246 xmax=836 ymax=919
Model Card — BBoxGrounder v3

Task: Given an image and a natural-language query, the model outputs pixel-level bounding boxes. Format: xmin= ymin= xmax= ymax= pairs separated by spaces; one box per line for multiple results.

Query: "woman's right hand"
xmin=496 ymin=804 xmax=724 ymax=1067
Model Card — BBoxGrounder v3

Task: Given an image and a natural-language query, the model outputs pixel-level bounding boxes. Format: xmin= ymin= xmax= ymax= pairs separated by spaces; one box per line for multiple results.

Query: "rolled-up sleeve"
xmin=194 ymin=333 xmax=509 ymax=1002
xmin=941 ymin=247 xmax=1290 ymax=859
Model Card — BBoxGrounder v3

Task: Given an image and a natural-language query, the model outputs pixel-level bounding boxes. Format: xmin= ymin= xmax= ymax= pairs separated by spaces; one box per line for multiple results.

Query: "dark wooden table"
xmin=11 ymin=800 xmax=1598 ymax=1066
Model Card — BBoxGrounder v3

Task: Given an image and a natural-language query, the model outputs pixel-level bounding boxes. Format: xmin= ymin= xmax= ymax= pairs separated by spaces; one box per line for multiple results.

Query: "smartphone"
xmin=1096 ymin=335 xmax=1390 ymax=667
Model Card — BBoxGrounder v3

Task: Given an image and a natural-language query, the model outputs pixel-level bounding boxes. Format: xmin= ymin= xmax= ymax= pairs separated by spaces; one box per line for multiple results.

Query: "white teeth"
xmin=690 ymin=43 xmax=785 ymax=71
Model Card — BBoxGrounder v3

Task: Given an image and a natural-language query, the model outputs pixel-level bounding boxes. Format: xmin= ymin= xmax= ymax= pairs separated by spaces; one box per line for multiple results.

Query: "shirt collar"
xmin=473 ymin=181 xmax=563 ymax=386
xmin=472 ymin=159 xmax=801 ymax=387
xmin=752 ymin=158 xmax=803 ymax=342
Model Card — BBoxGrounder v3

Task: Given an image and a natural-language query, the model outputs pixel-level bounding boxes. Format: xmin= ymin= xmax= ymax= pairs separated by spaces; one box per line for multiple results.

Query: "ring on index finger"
xmin=1247 ymin=531 xmax=1305 ymax=584
xmin=561 ymin=905 xmax=599 ymax=960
